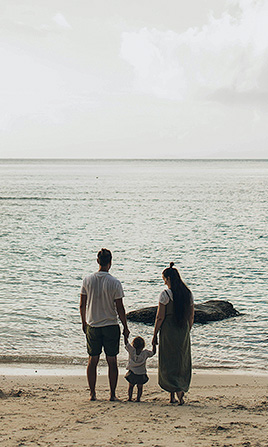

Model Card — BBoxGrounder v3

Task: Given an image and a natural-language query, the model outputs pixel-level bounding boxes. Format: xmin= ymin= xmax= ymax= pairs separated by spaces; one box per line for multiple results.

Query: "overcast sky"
xmin=0 ymin=0 xmax=267 ymax=158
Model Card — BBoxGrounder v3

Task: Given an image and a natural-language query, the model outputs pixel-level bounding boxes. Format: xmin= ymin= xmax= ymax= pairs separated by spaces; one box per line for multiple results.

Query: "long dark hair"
xmin=162 ymin=262 xmax=191 ymax=326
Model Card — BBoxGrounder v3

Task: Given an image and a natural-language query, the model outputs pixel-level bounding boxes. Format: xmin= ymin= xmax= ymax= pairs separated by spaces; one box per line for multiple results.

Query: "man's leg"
xmin=87 ymin=355 xmax=100 ymax=400
xmin=106 ymin=355 xmax=118 ymax=401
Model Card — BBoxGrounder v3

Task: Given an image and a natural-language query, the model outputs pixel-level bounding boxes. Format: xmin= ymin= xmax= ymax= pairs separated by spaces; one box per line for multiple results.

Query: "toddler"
xmin=125 ymin=336 xmax=156 ymax=402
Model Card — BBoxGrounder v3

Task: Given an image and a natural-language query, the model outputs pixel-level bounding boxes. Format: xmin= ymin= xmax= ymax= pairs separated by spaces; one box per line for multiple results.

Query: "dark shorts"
xmin=124 ymin=370 xmax=149 ymax=386
xmin=86 ymin=324 xmax=120 ymax=357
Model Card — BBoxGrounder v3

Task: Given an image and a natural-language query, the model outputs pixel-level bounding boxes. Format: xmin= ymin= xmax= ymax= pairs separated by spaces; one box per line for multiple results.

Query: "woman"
xmin=152 ymin=262 xmax=194 ymax=404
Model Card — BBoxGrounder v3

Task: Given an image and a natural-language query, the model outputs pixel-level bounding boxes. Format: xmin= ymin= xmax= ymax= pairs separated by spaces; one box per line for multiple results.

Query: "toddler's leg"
xmin=128 ymin=383 xmax=134 ymax=401
xmin=136 ymin=384 xmax=143 ymax=402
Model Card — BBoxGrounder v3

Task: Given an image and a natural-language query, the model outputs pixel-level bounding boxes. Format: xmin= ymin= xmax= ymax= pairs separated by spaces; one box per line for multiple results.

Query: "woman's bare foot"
xmin=90 ymin=392 xmax=96 ymax=401
xmin=176 ymin=391 xmax=185 ymax=405
xmin=169 ymin=392 xmax=178 ymax=404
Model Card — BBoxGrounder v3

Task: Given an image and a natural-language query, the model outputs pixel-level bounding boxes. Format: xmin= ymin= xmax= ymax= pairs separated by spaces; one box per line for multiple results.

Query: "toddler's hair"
xmin=132 ymin=336 xmax=145 ymax=351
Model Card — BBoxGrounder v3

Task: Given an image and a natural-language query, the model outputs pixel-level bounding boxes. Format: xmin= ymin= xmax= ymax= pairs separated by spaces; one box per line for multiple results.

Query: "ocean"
xmin=0 ymin=159 xmax=267 ymax=373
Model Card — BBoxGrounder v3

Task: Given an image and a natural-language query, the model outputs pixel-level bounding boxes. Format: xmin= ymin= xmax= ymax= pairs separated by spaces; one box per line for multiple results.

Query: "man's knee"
xmin=88 ymin=355 xmax=100 ymax=366
xmin=106 ymin=355 xmax=117 ymax=367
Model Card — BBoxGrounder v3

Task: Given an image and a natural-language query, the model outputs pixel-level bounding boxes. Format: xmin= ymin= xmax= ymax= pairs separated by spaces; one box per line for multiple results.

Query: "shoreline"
xmin=1 ymin=372 xmax=267 ymax=447
xmin=1 ymin=363 xmax=267 ymax=377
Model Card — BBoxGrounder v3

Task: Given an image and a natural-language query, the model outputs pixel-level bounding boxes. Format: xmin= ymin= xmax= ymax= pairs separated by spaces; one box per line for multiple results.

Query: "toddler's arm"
xmin=125 ymin=342 xmax=135 ymax=354
xmin=145 ymin=346 xmax=156 ymax=358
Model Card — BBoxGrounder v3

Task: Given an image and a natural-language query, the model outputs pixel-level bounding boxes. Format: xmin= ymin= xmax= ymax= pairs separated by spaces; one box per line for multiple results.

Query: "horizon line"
xmin=1 ymin=157 xmax=268 ymax=161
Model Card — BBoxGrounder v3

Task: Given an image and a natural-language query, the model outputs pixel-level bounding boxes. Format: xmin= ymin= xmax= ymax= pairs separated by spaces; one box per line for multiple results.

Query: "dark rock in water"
xmin=127 ymin=307 xmax=158 ymax=325
xmin=126 ymin=300 xmax=240 ymax=325
xmin=193 ymin=300 xmax=240 ymax=323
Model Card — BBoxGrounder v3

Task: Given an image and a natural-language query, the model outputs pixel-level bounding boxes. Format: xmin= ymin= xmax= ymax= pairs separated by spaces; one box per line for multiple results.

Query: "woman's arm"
xmin=152 ymin=303 xmax=166 ymax=345
xmin=189 ymin=304 xmax=194 ymax=330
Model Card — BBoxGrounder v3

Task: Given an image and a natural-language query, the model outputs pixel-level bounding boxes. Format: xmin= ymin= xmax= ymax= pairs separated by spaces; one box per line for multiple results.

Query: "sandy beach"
xmin=0 ymin=371 xmax=267 ymax=447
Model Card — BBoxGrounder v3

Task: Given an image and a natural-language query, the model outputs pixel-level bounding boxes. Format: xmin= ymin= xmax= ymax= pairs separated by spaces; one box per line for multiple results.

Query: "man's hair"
xmin=97 ymin=248 xmax=112 ymax=266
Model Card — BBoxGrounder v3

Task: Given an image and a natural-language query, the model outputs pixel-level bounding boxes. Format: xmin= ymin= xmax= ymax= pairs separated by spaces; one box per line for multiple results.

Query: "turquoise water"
xmin=0 ymin=159 xmax=267 ymax=372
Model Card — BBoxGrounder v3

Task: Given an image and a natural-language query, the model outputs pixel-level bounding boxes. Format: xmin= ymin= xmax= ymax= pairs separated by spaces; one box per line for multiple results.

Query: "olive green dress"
xmin=159 ymin=297 xmax=192 ymax=392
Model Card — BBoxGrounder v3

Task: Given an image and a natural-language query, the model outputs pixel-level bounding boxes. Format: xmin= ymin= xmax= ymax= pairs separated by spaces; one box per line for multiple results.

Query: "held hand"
xmin=82 ymin=322 xmax=87 ymax=334
xmin=152 ymin=334 xmax=158 ymax=346
xmin=123 ymin=327 xmax=130 ymax=344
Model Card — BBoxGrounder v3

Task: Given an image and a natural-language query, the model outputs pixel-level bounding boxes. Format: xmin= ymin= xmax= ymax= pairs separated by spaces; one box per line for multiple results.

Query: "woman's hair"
xmin=162 ymin=262 xmax=191 ymax=326
xmin=132 ymin=336 xmax=145 ymax=352
xmin=97 ymin=248 xmax=112 ymax=266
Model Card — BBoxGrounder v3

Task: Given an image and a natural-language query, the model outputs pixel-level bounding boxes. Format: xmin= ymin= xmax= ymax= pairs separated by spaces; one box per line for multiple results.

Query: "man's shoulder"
xmin=83 ymin=272 xmax=123 ymax=292
xmin=107 ymin=273 xmax=120 ymax=281
xmin=83 ymin=272 xmax=98 ymax=283
xmin=105 ymin=273 xmax=122 ymax=287
xmin=83 ymin=272 xmax=95 ymax=279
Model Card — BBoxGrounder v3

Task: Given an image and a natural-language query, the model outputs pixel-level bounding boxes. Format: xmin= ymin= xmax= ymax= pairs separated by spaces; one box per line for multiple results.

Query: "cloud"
xmin=120 ymin=0 xmax=268 ymax=104
xmin=52 ymin=13 xmax=72 ymax=30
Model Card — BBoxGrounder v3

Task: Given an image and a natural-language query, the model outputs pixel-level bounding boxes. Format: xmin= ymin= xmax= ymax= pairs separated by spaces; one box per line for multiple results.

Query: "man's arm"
xmin=115 ymin=298 xmax=130 ymax=343
xmin=80 ymin=293 xmax=87 ymax=334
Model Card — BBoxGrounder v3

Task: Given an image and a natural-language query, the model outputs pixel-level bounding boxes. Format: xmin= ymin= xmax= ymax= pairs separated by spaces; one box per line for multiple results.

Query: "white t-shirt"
xmin=81 ymin=271 xmax=124 ymax=327
xmin=125 ymin=342 xmax=155 ymax=375
xmin=159 ymin=288 xmax=194 ymax=306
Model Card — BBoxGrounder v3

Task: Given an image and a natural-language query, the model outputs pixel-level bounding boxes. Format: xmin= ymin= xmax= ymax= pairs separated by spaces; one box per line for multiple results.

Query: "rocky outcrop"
xmin=192 ymin=300 xmax=240 ymax=323
xmin=126 ymin=300 xmax=240 ymax=325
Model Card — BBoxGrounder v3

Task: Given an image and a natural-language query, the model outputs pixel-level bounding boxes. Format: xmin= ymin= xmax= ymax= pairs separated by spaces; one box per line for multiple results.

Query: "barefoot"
xmin=169 ymin=392 xmax=178 ymax=404
xmin=176 ymin=391 xmax=185 ymax=405
xmin=109 ymin=395 xmax=120 ymax=402
xmin=90 ymin=393 xmax=96 ymax=401
xmin=128 ymin=398 xmax=132 ymax=402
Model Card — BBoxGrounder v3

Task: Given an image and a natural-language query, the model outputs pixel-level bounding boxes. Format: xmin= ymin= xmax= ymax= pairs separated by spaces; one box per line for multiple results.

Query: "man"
xmin=80 ymin=248 xmax=130 ymax=401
